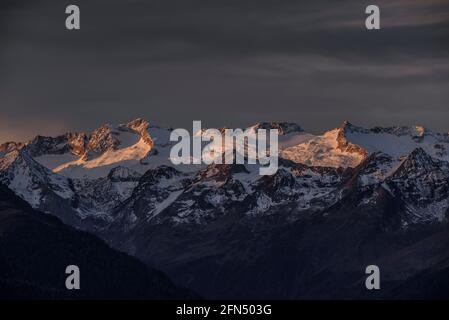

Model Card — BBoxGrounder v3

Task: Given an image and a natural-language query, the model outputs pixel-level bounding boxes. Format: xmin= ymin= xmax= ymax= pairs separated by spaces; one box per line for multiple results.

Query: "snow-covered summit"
xmin=344 ymin=123 xmax=448 ymax=162
xmin=1 ymin=118 xmax=448 ymax=229
xmin=24 ymin=119 xmax=163 ymax=179
xmin=281 ymin=121 xmax=449 ymax=168
xmin=280 ymin=123 xmax=366 ymax=168
xmin=0 ymin=149 xmax=74 ymax=208
xmin=250 ymin=122 xmax=303 ymax=135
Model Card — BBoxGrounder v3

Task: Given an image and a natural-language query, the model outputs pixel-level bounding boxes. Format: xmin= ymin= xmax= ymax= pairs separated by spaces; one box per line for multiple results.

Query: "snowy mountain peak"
xmin=0 ymin=141 xmax=24 ymax=156
xmin=26 ymin=132 xmax=88 ymax=158
xmin=340 ymin=121 xmax=430 ymax=138
xmin=251 ymin=122 xmax=303 ymax=135
xmin=336 ymin=124 xmax=369 ymax=157
xmin=6 ymin=118 xmax=444 ymax=181
xmin=371 ymin=125 xmax=429 ymax=138
xmin=85 ymin=124 xmax=121 ymax=159
xmin=0 ymin=149 xmax=74 ymax=209
xmin=123 ymin=118 xmax=153 ymax=147
xmin=344 ymin=123 xmax=448 ymax=162
xmin=125 ymin=118 xmax=149 ymax=131
xmin=18 ymin=119 xmax=161 ymax=179
xmin=1 ymin=118 xmax=448 ymax=233
xmin=339 ymin=121 xmax=367 ymax=134
xmin=0 ymin=149 xmax=21 ymax=171
xmin=280 ymin=121 xmax=449 ymax=169
xmin=107 ymin=166 xmax=142 ymax=182
xmin=23 ymin=118 xmax=154 ymax=163
xmin=396 ymin=147 xmax=438 ymax=174
xmin=281 ymin=126 xmax=367 ymax=169
xmin=138 ymin=165 xmax=183 ymax=187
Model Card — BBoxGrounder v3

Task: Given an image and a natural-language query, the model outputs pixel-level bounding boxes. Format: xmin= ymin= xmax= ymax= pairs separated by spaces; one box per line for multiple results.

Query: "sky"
xmin=1 ymin=0 xmax=449 ymax=143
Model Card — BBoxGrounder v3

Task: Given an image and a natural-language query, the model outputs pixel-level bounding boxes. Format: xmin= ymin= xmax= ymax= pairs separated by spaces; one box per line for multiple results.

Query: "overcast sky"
xmin=1 ymin=0 xmax=448 ymax=143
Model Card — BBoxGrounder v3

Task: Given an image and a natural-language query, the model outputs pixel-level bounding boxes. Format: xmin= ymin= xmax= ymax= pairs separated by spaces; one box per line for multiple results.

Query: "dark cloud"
xmin=1 ymin=0 xmax=448 ymax=143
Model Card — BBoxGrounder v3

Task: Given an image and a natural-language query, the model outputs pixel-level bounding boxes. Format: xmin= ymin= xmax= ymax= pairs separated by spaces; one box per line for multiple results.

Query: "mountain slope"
xmin=0 ymin=184 xmax=195 ymax=299
xmin=1 ymin=118 xmax=449 ymax=299
xmin=281 ymin=121 xmax=449 ymax=168
xmin=110 ymin=181 xmax=449 ymax=299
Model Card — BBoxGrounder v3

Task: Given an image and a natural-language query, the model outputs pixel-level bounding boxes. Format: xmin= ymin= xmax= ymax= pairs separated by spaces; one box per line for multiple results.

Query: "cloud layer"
xmin=1 ymin=0 xmax=448 ymax=142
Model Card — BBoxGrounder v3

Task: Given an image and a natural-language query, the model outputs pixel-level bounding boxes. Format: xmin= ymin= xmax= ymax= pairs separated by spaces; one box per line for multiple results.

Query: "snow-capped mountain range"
xmin=1 ymin=118 xmax=447 ymax=227
xmin=1 ymin=118 xmax=449 ymax=298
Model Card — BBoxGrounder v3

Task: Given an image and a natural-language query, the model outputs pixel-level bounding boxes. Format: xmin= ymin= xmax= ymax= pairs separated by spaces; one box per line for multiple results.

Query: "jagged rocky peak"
xmin=0 ymin=149 xmax=20 ymax=170
xmin=0 ymin=149 xmax=44 ymax=176
xmin=0 ymin=141 xmax=24 ymax=155
xmin=67 ymin=132 xmax=89 ymax=155
xmin=125 ymin=118 xmax=150 ymax=132
xmin=123 ymin=118 xmax=153 ymax=146
xmin=339 ymin=120 xmax=369 ymax=134
xmin=107 ymin=166 xmax=142 ymax=182
xmin=340 ymin=120 xmax=430 ymax=138
xmin=0 ymin=148 xmax=75 ymax=210
xmin=355 ymin=151 xmax=394 ymax=173
xmin=371 ymin=125 xmax=429 ymax=138
xmin=343 ymin=151 xmax=396 ymax=189
xmin=0 ymin=149 xmax=44 ymax=173
xmin=84 ymin=118 xmax=153 ymax=156
xmin=26 ymin=132 xmax=88 ymax=157
xmin=251 ymin=122 xmax=303 ymax=135
xmin=196 ymin=163 xmax=249 ymax=183
xmin=256 ymin=167 xmax=297 ymax=190
xmin=335 ymin=121 xmax=368 ymax=157
xmin=386 ymin=147 xmax=449 ymax=221
xmin=139 ymin=165 xmax=182 ymax=184
xmin=396 ymin=147 xmax=439 ymax=174
xmin=86 ymin=124 xmax=121 ymax=155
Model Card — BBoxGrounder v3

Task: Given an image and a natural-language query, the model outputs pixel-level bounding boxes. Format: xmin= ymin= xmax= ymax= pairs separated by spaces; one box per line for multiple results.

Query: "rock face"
xmin=25 ymin=132 xmax=88 ymax=158
xmin=252 ymin=122 xmax=304 ymax=135
xmin=336 ymin=121 xmax=369 ymax=157
xmin=1 ymin=118 xmax=449 ymax=299
xmin=0 ymin=184 xmax=195 ymax=299
xmin=0 ymin=142 xmax=24 ymax=155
